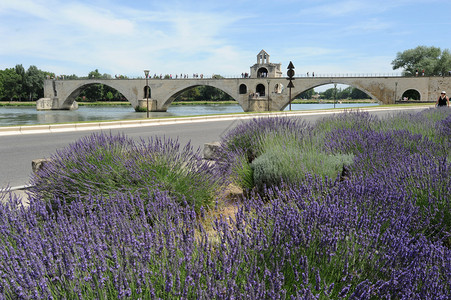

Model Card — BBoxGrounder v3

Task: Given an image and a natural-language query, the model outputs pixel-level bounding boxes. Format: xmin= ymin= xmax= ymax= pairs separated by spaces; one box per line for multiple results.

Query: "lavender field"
xmin=0 ymin=109 xmax=450 ymax=299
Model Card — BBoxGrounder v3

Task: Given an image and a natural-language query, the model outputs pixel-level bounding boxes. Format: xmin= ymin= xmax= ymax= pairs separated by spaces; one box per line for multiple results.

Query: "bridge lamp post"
xmin=144 ymin=70 xmax=150 ymax=118
xmin=287 ymin=62 xmax=295 ymax=111
xmin=267 ymin=80 xmax=270 ymax=111
xmin=333 ymin=83 xmax=337 ymax=108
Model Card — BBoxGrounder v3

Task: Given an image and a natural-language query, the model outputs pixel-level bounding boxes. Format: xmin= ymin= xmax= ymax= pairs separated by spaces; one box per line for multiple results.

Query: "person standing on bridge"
xmin=436 ymin=91 xmax=449 ymax=107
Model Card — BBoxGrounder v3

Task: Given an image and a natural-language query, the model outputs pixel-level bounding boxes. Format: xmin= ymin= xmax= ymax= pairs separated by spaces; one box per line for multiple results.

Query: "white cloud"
xmin=0 ymin=0 xmax=449 ymax=77
xmin=299 ymin=0 xmax=374 ymax=17
xmin=0 ymin=0 xmax=249 ymax=76
xmin=58 ymin=3 xmax=135 ymax=35
xmin=0 ymin=0 xmax=52 ymax=20
xmin=342 ymin=18 xmax=393 ymax=34
xmin=283 ymin=47 xmax=341 ymax=58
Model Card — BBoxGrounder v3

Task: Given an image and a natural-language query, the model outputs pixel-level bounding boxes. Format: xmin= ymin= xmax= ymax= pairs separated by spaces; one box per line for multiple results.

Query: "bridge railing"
xmin=293 ymin=73 xmax=404 ymax=78
xmin=53 ymin=72 xmax=431 ymax=80
xmin=138 ymin=73 xmax=404 ymax=79
xmin=128 ymin=73 xmax=405 ymax=79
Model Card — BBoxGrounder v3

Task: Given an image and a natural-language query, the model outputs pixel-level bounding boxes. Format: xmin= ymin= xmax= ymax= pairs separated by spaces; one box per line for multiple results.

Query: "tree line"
xmin=0 ymin=67 xmax=129 ymax=102
xmin=0 ymin=66 xmax=233 ymax=102
xmin=175 ymin=76 xmax=233 ymax=101
xmin=297 ymin=86 xmax=370 ymax=100
xmin=0 ymin=65 xmax=53 ymax=101
xmin=74 ymin=69 xmax=127 ymax=102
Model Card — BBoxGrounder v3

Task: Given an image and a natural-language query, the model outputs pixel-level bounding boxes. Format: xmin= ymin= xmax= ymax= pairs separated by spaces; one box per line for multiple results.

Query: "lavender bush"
xmin=29 ymin=132 xmax=223 ymax=213
xmin=1 ymin=176 xmax=449 ymax=298
xmin=0 ymin=109 xmax=450 ymax=299
xmin=322 ymin=111 xmax=451 ymax=246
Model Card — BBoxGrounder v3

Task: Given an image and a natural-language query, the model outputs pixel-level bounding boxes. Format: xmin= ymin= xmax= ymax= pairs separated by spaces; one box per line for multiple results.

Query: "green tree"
xmin=350 ymin=88 xmax=370 ymax=99
xmin=25 ymin=65 xmax=45 ymax=100
xmin=297 ymin=88 xmax=315 ymax=99
xmin=391 ymin=46 xmax=451 ymax=76
xmin=14 ymin=64 xmax=26 ymax=100
xmin=105 ymin=91 xmax=114 ymax=101
xmin=176 ymin=85 xmax=232 ymax=101
xmin=0 ymin=70 xmax=4 ymax=99
xmin=198 ymin=86 xmax=232 ymax=101
xmin=64 ymin=74 xmax=79 ymax=80
xmin=77 ymin=70 xmax=125 ymax=101
xmin=83 ymin=69 xmax=103 ymax=101
xmin=320 ymin=88 xmax=336 ymax=100
xmin=80 ymin=84 xmax=102 ymax=101
xmin=0 ymin=68 xmax=22 ymax=101
xmin=176 ymin=87 xmax=201 ymax=101
xmin=437 ymin=49 xmax=451 ymax=75
xmin=338 ymin=87 xmax=352 ymax=99
xmin=88 ymin=69 xmax=102 ymax=79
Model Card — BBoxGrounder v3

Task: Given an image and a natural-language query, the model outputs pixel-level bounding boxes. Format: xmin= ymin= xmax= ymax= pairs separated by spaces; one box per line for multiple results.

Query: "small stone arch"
xmin=144 ymin=86 xmax=151 ymax=98
xmin=256 ymin=84 xmax=266 ymax=96
xmin=274 ymin=83 xmax=284 ymax=94
xmin=239 ymin=84 xmax=247 ymax=94
xmin=401 ymin=89 xmax=421 ymax=101
xmin=257 ymin=67 xmax=269 ymax=78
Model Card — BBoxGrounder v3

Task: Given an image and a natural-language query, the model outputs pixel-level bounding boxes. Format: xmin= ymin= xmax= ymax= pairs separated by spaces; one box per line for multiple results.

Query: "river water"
xmin=0 ymin=103 xmax=379 ymax=127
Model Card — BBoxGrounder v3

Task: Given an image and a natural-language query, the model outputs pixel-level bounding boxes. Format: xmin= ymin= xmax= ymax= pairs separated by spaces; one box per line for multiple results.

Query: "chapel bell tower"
xmin=250 ymin=50 xmax=282 ymax=78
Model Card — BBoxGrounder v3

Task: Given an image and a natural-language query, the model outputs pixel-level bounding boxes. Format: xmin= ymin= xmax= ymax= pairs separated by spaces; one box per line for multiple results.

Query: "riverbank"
xmin=3 ymin=99 xmax=437 ymax=107
xmin=1 ymin=99 xmax=379 ymax=107
xmin=0 ymin=104 xmax=433 ymax=136
xmin=0 ymin=101 xmax=133 ymax=107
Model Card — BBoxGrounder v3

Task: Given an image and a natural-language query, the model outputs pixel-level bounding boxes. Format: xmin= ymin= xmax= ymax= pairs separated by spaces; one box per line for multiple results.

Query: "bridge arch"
xmin=62 ymin=80 xmax=134 ymax=108
xmin=160 ymin=83 xmax=238 ymax=110
xmin=295 ymin=80 xmax=379 ymax=102
xmin=256 ymin=84 xmax=266 ymax=96
xmin=257 ymin=67 xmax=268 ymax=78
xmin=400 ymin=89 xmax=421 ymax=101
xmin=144 ymin=85 xmax=151 ymax=98
xmin=239 ymin=84 xmax=247 ymax=94
xmin=274 ymin=83 xmax=284 ymax=93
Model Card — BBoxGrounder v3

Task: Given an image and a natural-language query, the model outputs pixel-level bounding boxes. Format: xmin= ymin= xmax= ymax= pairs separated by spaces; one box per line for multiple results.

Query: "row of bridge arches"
xmin=73 ymin=83 xmax=423 ymax=107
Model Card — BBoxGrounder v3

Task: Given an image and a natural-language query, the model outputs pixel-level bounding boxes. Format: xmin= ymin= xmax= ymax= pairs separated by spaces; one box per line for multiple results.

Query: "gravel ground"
xmin=0 ymin=188 xmax=30 ymax=206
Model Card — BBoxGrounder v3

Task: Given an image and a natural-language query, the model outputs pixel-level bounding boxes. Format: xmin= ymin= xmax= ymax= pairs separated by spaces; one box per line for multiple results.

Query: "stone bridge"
xmin=37 ymin=75 xmax=451 ymax=112
xmin=36 ymin=50 xmax=451 ymax=112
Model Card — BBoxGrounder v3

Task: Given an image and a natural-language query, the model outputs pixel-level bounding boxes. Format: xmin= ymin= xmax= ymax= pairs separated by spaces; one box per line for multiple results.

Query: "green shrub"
xmin=252 ymin=142 xmax=354 ymax=190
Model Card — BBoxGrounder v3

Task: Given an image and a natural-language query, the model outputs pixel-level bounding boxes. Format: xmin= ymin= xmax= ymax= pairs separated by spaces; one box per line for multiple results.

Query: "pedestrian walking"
xmin=436 ymin=91 xmax=449 ymax=107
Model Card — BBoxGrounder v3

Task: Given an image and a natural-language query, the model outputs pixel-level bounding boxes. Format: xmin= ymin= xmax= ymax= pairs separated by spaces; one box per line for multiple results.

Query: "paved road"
xmin=0 ymin=107 xmax=430 ymax=189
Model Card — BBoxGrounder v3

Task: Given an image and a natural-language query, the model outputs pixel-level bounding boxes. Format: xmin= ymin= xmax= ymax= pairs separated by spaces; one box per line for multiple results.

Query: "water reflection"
xmin=0 ymin=103 xmax=378 ymax=127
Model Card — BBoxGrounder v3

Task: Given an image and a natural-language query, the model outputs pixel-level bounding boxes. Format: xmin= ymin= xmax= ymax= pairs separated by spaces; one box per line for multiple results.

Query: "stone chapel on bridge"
xmin=250 ymin=50 xmax=283 ymax=78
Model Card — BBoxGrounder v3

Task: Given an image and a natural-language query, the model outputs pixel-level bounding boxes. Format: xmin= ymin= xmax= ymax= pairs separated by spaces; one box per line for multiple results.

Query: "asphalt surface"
xmin=0 ymin=106 xmax=431 ymax=190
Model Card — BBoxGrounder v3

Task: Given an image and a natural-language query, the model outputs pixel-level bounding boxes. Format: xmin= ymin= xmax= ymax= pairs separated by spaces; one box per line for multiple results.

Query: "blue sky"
xmin=1 ymin=0 xmax=450 ymax=79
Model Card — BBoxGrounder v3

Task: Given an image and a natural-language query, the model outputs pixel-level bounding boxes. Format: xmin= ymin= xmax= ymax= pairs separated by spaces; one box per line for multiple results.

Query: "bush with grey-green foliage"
xmin=252 ymin=142 xmax=354 ymax=190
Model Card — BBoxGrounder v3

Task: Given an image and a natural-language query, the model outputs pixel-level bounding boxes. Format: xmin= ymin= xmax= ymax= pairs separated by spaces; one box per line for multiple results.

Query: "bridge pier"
xmin=137 ymin=99 xmax=163 ymax=112
xmin=36 ymin=97 xmax=78 ymax=111
xmin=247 ymin=97 xmax=271 ymax=111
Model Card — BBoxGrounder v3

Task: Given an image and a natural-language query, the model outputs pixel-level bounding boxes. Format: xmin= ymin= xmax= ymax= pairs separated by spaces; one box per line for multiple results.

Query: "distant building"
xmin=250 ymin=50 xmax=282 ymax=78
